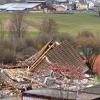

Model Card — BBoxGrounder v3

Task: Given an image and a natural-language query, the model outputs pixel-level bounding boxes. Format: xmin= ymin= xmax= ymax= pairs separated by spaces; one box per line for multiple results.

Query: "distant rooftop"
xmin=0 ymin=3 xmax=40 ymax=11
xmin=26 ymin=0 xmax=45 ymax=3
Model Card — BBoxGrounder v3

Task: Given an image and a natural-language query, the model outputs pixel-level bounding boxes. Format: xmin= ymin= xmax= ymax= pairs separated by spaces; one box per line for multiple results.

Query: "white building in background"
xmin=93 ymin=0 xmax=100 ymax=2
xmin=0 ymin=2 xmax=41 ymax=11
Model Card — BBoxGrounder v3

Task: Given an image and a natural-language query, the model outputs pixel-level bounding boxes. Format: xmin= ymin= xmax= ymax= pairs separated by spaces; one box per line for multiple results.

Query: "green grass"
xmin=0 ymin=12 xmax=100 ymax=36
xmin=95 ymin=75 xmax=100 ymax=82
xmin=0 ymin=13 xmax=10 ymax=21
xmin=28 ymin=13 xmax=100 ymax=36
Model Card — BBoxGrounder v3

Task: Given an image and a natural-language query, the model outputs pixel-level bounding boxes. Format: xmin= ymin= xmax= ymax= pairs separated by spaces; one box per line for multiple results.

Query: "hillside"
xmin=0 ymin=13 xmax=100 ymax=36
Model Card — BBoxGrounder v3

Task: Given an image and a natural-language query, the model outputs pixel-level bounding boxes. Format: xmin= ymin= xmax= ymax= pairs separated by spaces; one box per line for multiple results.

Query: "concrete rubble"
xmin=0 ymin=40 xmax=99 ymax=98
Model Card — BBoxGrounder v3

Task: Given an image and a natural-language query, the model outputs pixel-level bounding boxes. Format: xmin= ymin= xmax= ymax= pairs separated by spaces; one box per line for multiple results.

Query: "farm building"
xmin=0 ymin=3 xmax=41 ymax=11
xmin=0 ymin=0 xmax=25 ymax=4
xmin=78 ymin=3 xmax=88 ymax=9
xmin=55 ymin=5 xmax=66 ymax=11
xmin=94 ymin=2 xmax=100 ymax=14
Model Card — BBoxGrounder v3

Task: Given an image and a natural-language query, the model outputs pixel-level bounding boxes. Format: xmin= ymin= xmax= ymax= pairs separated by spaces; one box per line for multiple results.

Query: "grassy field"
xmin=0 ymin=12 xmax=100 ymax=36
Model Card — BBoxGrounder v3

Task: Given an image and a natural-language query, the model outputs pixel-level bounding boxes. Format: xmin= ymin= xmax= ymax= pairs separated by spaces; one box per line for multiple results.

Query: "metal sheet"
xmin=0 ymin=3 xmax=40 ymax=10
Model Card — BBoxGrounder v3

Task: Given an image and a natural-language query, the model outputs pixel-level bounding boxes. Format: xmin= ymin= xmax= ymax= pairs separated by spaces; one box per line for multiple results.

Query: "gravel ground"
xmin=0 ymin=96 xmax=21 ymax=100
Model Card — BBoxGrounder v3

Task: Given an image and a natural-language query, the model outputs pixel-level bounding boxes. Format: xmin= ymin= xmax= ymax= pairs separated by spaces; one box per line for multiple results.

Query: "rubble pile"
xmin=0 ymin=40 xmax=99 ymax=98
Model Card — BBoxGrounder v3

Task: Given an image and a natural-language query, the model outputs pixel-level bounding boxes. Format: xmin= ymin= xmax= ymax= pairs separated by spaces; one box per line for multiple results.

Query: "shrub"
xmin=0 ymin=40 xmax=16 ymax=64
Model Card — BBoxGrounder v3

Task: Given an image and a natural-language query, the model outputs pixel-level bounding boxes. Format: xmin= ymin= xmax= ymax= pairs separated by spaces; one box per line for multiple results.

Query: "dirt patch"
xmin=1 ymin=96 xmax=21 ymax=100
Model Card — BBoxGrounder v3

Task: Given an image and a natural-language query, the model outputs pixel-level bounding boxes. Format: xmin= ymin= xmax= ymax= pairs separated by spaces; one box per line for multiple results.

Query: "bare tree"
xmin=39 ymin=18 xmax=58 ymax=34
xmin=9 ymin=11 xmax=27 ymax=40
xmin=76 ymin=31 xmax=97 ymax=73
xmin=45 ymin=0 xmax=54 ymax=8
xmin=0 ymin=21 xmax=4 ymax=40
xmin=41 ymin=0 xmax=56 ymax=12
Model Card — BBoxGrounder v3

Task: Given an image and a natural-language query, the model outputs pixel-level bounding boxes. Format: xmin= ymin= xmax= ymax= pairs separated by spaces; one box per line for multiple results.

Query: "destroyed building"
xmin=1 ymin=40 xmax=99 ymax=99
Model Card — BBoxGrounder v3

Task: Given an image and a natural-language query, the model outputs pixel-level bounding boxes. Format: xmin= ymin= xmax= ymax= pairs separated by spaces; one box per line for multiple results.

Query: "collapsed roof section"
xmin=17 ymin=40 xmax=56 ymax=68
xmin=16 ymin=40 xmax=88 ymax=74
